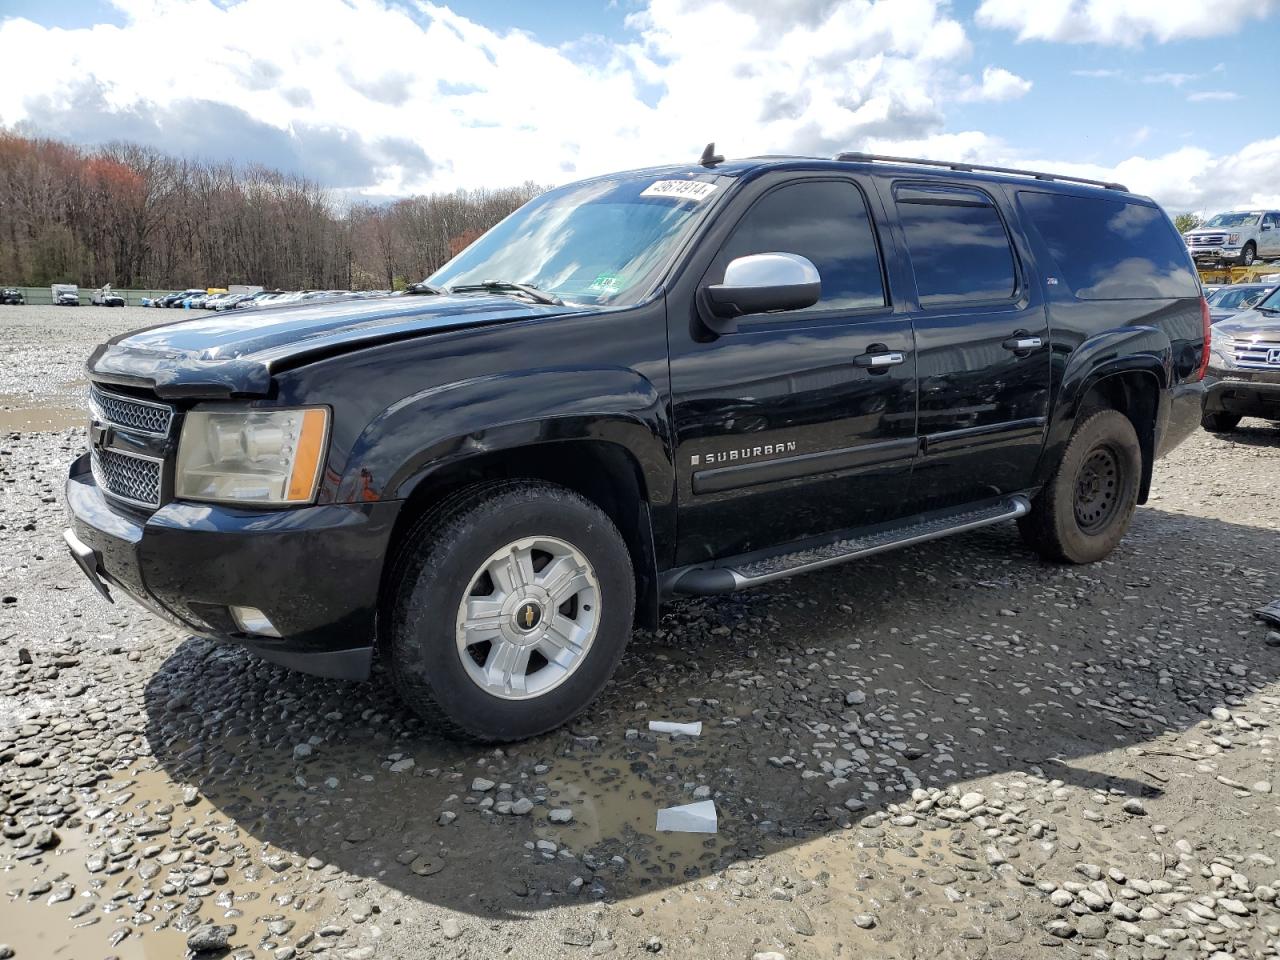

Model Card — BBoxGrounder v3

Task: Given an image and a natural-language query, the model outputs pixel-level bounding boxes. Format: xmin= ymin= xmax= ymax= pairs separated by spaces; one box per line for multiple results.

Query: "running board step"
xmin=668 ymin=495 xmax=1031 ymax=595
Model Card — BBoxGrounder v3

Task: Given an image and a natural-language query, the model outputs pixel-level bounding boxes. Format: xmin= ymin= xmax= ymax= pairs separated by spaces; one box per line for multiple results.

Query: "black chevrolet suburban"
xmin=65 ymin=151 xmax=1207 ymax=741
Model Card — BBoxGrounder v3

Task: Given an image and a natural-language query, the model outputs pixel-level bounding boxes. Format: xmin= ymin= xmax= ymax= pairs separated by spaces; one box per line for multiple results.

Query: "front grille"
xmin=91 ymin=448 xmax=162 ymax=507
xmin=87 ymin=385 xmax=174 ymax=508
xmin=1234 ymin=340 xmax=1280 ymax=370
xmin=89 ymin=387 xmax=174 ymax=436
xmin=1189 ymin=234 xmax=1227 ymax=246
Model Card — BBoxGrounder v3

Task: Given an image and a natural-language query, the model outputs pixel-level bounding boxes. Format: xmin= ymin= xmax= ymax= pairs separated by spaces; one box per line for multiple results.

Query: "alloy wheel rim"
xmin=454 ymin=536 xmax=600 ymax=700
xmin=1073 ymin=446 xmax=1121 ymax=534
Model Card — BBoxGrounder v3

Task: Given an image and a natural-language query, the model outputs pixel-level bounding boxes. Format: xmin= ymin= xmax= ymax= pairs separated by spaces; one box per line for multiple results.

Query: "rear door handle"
xmin=1002 ymin=334 xmax=1043 ymax=352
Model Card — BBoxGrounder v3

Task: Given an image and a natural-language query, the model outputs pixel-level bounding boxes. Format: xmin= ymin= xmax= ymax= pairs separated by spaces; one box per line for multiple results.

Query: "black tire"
xmin=1018 ymin=410 xmax=1141 ymax=564
xmin=1240 ymin=242 xmax=1256 ymax=267
xmin=385 ymin=480 xmax=634 ymax=741
xmin=1201 ymin=411 xmax=1242 ymax=432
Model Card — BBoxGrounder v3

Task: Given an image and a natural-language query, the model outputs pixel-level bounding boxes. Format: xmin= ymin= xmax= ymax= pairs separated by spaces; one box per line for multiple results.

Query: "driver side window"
xmin=712 ymin=180 xmax=887 ymax=314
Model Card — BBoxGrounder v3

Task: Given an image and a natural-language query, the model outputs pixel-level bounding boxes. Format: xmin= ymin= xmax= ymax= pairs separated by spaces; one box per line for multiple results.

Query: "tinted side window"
xmin=1018 ymin=191 xmax=1198 ymax=300
xmin=895 ymin=187 xmax=1018 ymax=307
xmin=715 ymin=180 xmax=886 ymax=312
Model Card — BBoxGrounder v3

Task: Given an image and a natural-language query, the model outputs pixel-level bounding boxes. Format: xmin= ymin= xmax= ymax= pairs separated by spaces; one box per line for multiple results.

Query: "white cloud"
xmin=976 ymin=0 xmax=1277 ymax=45
xmin=0 ymin=0 xmax=1010 ymax=194
xmin=1187 ymin=91 xmax=1241 ymax=103
xmin=0 ymin=0 xmax=1273 ymax=217
xmin=957 ymin=66 xmax=1033 ymax=102
xmin=1142 ymin=71 xmax=1197 ymax=87
xmin=1009 ymin=140 xmax=1280 ymax=213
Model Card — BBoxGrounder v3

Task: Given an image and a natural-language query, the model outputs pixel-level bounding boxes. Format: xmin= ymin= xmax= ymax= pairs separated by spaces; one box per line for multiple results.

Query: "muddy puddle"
xmin=0 ymin=392 xmax=86 ymax=433
xmin=0 ymin=766 xmax=329 ymax=959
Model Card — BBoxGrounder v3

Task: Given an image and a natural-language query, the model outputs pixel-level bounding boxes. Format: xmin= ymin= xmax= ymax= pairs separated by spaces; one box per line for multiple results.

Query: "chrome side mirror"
xmin=702 ymin=252 xmax=821 ymax=333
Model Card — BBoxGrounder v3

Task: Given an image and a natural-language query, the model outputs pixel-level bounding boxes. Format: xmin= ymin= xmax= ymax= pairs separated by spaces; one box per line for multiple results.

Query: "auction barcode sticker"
xmin=639 ymin=180 xmax=719 ymax=202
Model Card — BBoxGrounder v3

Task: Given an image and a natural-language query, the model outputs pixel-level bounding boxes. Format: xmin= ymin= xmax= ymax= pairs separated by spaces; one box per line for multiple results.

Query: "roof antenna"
xmin=699 ymin=142 xmax=724 ymax=168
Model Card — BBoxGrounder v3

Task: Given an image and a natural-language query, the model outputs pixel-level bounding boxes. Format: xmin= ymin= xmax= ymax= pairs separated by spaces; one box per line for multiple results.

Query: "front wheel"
xmin=1202 ymin=411 xmax=1241 ymax=433
xmin=1018 ymin=410 xmax=1141 ymax=564
xmin=386 ymin=481 xmax=634 ymax=741
xmin=1240 ymin=242 xmax=1256 ymax=267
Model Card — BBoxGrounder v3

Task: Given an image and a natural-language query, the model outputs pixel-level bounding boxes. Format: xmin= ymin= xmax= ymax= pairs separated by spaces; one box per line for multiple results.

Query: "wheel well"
xmin=381 ymin=440 xmax=660 ymax=630
xmin=1077 ymin=371 xmax=1159 ymax=503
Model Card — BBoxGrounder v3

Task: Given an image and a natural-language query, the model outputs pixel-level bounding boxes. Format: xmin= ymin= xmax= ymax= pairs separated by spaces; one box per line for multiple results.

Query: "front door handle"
xmin=854 ymin=348 xmax=906 ymax=372
xmin=1002 ymin=333 xmax=1043 ymax=352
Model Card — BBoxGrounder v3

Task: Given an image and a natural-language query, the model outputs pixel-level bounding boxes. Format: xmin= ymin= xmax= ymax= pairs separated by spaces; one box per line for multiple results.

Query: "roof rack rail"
xmin=832 ymin=152 xmax=1129 ymax=192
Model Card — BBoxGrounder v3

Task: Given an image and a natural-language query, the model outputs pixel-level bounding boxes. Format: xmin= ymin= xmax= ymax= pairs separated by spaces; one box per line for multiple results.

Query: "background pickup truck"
xmin=1184 ymin=210 xmax=1280 ymax=266
xmin=66 ymin=151 xmax=1207 ymax=741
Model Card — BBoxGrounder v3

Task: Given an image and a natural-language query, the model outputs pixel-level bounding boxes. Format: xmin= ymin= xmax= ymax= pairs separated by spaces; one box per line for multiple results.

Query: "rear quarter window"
xmin=1017 ymin=191 xmax=1198 ymax=300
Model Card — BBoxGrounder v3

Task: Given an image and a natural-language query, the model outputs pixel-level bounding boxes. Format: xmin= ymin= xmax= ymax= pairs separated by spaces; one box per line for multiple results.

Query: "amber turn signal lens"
xmin=286 ymin=408 xmax=329 ymax=502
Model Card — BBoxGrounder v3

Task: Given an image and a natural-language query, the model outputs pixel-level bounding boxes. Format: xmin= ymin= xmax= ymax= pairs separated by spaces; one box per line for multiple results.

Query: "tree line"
xmin=0 ymin=132 xmax=543 ymax=291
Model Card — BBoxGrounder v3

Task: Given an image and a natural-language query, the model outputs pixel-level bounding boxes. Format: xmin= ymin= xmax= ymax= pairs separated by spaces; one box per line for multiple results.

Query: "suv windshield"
xmin=1256 ymin=288 xmax=1280 ymax=311
xmin=1203 ymin=212 xmax=1260 ymax=228
xmin=1208 ymin=287 xmax=1267 ymax=310
xmin=426 ymin=175 xmax=725 ymax=306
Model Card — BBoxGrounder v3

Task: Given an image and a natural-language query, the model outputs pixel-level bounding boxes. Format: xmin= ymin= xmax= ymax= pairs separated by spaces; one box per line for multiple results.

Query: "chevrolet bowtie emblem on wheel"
xmin=1268 ymin=347 xmax=1280 ymax=366
xmin=516 ymin=601 xmax=541 ymax=631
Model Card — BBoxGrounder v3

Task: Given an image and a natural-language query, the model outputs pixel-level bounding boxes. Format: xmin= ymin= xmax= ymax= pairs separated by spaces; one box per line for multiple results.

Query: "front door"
xmin=879 ymin=179 xmax=1052 ymax=510
xmin=1261 ymin=212 xmax=1280 ymax=259
xmin=667 ymin=174 xmax=917 ymax=566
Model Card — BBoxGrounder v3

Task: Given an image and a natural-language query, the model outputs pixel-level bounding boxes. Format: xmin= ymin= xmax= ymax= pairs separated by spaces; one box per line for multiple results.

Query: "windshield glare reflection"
xmin=426 ymin=176 xmax=721 ymax=306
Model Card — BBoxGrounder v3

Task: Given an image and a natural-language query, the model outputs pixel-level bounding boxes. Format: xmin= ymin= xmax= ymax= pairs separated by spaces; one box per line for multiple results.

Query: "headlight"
xmin=176 ymin=406 xmax=329 ymax=505
xmin=1229 ymin=233 xmax=1241 ymax=245
xmin=1209 ymin=331 xmax=1235 ymax=369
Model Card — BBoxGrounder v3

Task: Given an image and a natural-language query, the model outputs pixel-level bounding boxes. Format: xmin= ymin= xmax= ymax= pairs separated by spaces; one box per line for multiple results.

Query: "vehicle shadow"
xmin=140 ymin=505 xmax=1280 ymax=920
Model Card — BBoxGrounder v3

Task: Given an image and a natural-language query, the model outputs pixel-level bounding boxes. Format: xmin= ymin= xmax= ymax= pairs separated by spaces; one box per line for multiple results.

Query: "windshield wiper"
xmin=405 ymin=281 xmax=445 ymax=295
xmin=448 ymin=280 xmax=563 ymax=306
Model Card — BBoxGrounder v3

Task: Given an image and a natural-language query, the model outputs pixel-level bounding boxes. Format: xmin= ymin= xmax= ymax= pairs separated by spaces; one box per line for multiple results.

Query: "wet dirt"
xmin=4 ymin=308 xmax=1280 ymax=959
xmin=0 ymin=393 xmax=86 ymax=434
xmin=0 ymin=767 xmax=329 ymax=959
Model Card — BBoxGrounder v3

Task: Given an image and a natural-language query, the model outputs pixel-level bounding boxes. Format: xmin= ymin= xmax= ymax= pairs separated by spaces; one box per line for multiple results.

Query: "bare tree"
xmin=0 ymin=131 xmax=545 ymax=291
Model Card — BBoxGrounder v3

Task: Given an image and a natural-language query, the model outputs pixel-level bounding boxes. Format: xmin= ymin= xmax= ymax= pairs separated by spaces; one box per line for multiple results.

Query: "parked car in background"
xmin=52 ymin=283 xmax=79 ymax=306
xmin=64 ymin=152 xmax=1208 ymax=741
xmin=1206 ymin=283 xmax=1276 ymax=322
xmin=160 ymin=289 xmax=204 ymax=307
xmin=0 ymin=287 xmax=24 ymax=305
xmin=92 ymin=285 xmax=126 ymax=307
xmin=202 ymin=293 xmax=236 ymax=310
xmin=1203 ymin=286 xmax=1280 ymax=431
xmin=1184 ymin=210 xmax=1280 ymax=266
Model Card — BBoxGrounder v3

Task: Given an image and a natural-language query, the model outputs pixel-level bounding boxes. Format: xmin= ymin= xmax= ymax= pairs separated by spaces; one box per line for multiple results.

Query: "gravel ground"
xmin=2 ymin=304 xmax=1280 ymax=960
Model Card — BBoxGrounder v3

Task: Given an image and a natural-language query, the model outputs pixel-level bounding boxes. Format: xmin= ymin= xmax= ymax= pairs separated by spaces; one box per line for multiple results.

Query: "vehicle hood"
xmin=1214 ymin=308 xmax=1280 ymax=339
xmin=88 ymin=293 xmax=591 ymax=399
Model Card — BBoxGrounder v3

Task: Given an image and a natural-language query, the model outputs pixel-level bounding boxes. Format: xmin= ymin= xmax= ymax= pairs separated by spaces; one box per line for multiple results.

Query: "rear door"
xmin=667 ymin=173 xmax=917 ymax=565
xmin=880 ymin=180 xmax=1052 ymax=510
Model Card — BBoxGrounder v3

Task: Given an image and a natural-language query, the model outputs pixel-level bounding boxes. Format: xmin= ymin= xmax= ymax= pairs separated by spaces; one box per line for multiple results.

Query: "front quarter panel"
xmin=270 ymin=302 xmax=675 ymax=509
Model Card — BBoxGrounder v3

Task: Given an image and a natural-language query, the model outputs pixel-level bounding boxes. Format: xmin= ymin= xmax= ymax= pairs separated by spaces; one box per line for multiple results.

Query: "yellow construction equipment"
xmin=1198 ymin=264 xmax=1280 ymax=285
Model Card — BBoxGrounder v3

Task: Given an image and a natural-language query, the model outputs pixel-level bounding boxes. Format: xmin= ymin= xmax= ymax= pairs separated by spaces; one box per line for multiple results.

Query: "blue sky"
xmin=1 ymin=0 xmax=1277 ymax=212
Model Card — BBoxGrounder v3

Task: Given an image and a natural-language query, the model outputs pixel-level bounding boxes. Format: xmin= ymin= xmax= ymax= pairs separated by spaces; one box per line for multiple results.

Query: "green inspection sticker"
xmin=589 ymin=274 xmax=623 ymax=291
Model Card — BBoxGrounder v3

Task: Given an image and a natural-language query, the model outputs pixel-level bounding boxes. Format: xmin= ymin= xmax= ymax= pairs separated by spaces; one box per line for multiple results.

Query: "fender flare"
xmin=1034 ymin=327 xmax=1170 ymax=494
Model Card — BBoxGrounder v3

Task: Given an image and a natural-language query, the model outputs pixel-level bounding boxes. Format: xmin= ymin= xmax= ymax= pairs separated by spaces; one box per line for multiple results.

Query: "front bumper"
xmin=64 ymin=453 xmax=401 ymax=679
xmin=1203 ymin=369 xmax=1280 ymax=420
xmin=1189 ymin=247 xmax=1243 ymax=262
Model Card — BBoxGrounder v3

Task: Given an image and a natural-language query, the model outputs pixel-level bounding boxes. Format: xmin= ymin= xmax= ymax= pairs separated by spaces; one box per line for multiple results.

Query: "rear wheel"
xmin=1201 ymin=411 xmax=1241 ymax=433
xmin=1018 ymin=410 xmax=1141 ymax=564
xmin=386 ymin=481 xmax=634 ymax=741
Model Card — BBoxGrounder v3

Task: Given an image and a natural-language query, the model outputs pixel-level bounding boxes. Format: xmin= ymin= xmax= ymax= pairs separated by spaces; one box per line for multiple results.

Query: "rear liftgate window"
xmin=895 ymin=186 xmax=1018 ymax=307
xmin=1017 ymin=191 xmax=1199 ymax=300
